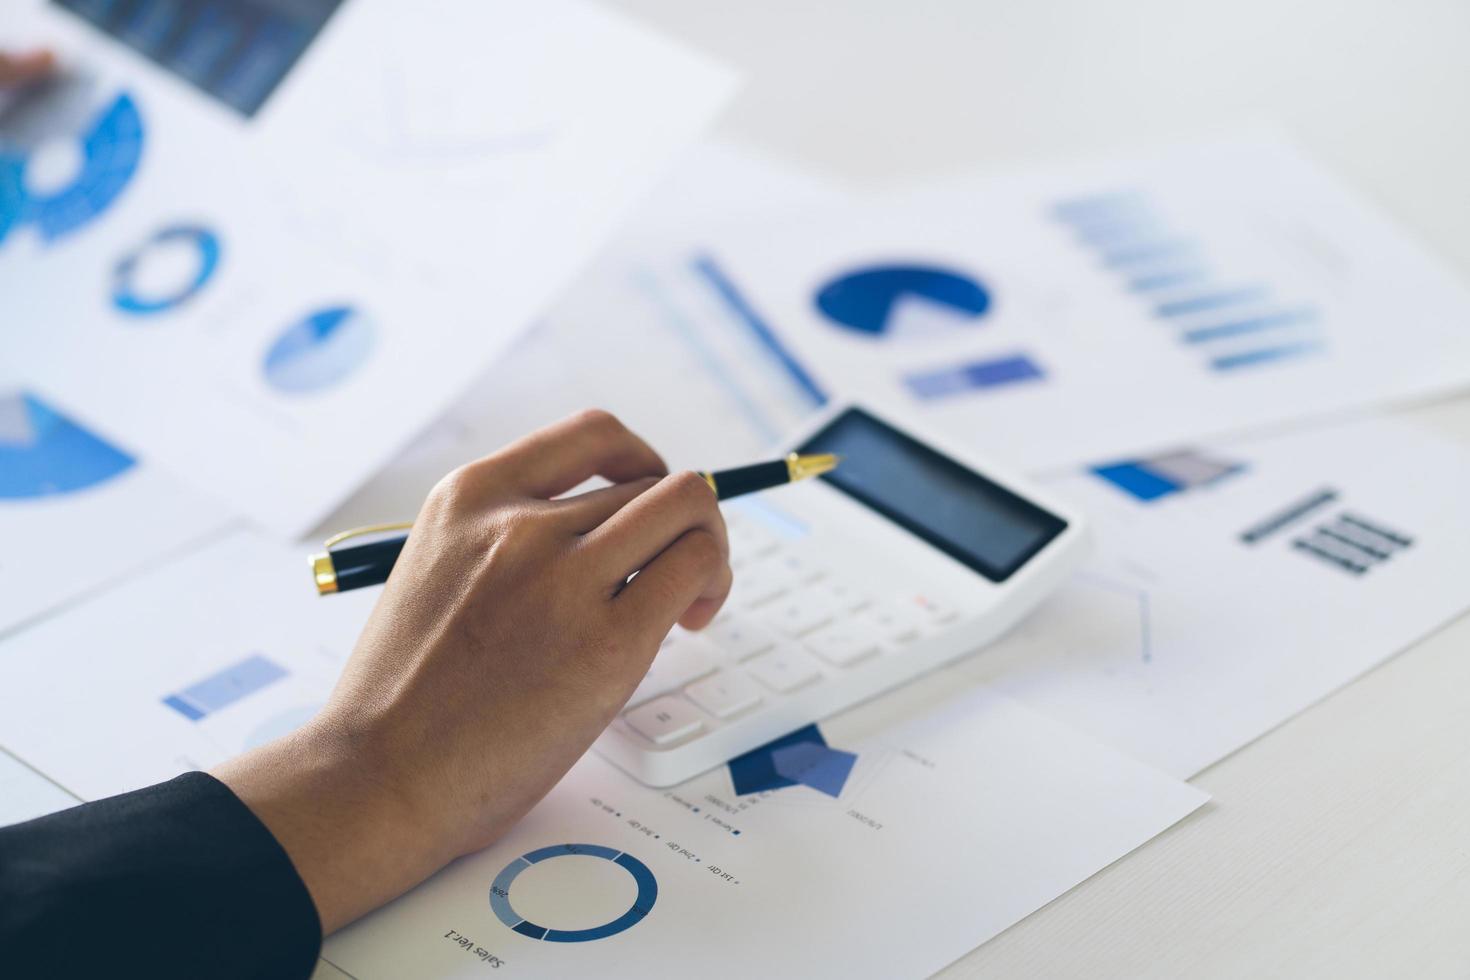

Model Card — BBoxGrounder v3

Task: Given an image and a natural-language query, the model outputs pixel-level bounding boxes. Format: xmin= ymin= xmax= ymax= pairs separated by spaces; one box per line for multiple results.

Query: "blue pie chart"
xmin=0 ymin=92 xmax=145 ymax=247
xmin=490 ymin=844 xmax=657 ymax=943
xmin=262 ymin=305 xmax=375 ymax=395
xmin=0 ymin=392 xmax=135 ymax=499
xmin=815 ymin=263 xmax=990 ymax=337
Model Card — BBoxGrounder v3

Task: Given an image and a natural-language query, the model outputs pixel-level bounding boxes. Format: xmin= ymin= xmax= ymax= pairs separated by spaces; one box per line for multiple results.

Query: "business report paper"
xmin=0 ymin=750 xmax=76 ymax=826
xmin=318 ymin=140 xmax=851 ymax=533
xmin=600 ymin=131 xmax=1470 ymax=473
xmin=968 ymin=417 xmax=1470 ymax=777
xmin=322 ymin=685 xmax=1204 ymax=979
xmin=0 ymin=530 xmax=1205 ymax=979
xmin=2 ymin=0 xmax=737 ymax=535
xmin=0 ymin=375 xmax=230 ymax=637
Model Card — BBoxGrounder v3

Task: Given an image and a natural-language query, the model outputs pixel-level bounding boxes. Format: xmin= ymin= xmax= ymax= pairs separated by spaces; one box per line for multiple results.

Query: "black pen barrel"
xmin=709 ymin=460 xmax=788 ymax=500
xmin=330 ymin=535 xmax=408 ymax=592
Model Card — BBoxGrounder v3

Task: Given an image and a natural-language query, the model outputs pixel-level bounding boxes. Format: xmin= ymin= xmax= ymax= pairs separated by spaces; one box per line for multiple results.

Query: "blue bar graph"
xmin=162 ymin=654 xmax=288 ymax=721
xmin=1051 ymin=190 xmax=1325 ymax=374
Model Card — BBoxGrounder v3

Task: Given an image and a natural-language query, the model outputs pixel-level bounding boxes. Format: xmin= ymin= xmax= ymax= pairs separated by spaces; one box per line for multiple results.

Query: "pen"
xmin=309 ymin=452 xmax=841 ymax=595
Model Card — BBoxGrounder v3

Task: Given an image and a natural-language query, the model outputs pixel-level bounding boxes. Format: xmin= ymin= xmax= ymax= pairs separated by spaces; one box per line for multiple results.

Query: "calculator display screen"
xmin=797 ymin=408 xmax=1067 ymax=582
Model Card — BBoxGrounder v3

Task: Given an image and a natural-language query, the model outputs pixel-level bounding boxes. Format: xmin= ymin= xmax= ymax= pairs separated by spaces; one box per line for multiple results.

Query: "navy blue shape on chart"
xmin=728 ymin=723 xmax=827 ymax=795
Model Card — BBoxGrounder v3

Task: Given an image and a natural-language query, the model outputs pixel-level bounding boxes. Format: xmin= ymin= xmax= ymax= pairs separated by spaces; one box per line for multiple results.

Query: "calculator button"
xmin=914 ymin=595 xmax=960 ymax=623
xmin=627 ymin=635 xmax=719 ymax=707
xmin=728 ymin=569 xmax=789 ymax=608
xmin=859 ymin=603 xmax=926 ymax=645
xmin=706 ymin=617 xmax=777 ymax=661
xmin=684 ymin=671 xmax=764 ymax=719
xmin=763 ymin=595 xmax=837 ymax=638
xmin=747 ymin=647 xmax=823 ymax=693
xmin=767 ymin=552 xmax=824 ymax=585
xmin=814 ymin=578 xmax=873 ymax=612
xmin=804 ymin=623 xmax=881 ymax=668
xmin=726 ymin=518 xmax=780 ymax=566
xmin=624 ymin=697 xmax=705 ymax=745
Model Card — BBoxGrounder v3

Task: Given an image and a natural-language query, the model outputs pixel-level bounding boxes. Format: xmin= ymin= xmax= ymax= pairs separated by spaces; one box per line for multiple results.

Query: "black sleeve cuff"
xmin=0 ymin=771 xmax=322 ymax=979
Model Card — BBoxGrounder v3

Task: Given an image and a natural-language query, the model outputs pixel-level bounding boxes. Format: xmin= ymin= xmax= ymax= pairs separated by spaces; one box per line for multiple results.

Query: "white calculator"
xmin=594 ymin=402 xmax=1089 ymax=787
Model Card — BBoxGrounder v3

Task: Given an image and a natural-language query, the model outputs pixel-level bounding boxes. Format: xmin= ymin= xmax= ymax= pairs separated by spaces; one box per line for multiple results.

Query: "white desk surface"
xmin=608 ymin=1 xmax=1470 ymax=976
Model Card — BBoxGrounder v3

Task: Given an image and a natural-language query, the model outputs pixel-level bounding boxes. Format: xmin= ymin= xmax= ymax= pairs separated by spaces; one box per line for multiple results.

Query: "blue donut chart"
xmin=0 ymin=92 xmax=145 ymax=247
xmin=112 ymin=224 xmax=222 ymax=315
xmin=489 ymin=843 xmax=657 ymax=943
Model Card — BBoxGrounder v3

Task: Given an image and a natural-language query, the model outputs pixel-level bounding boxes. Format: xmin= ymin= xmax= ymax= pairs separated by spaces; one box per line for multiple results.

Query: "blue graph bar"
xmin=1072 ymin=219 xmax=1166 ymax=248
xmin=163 ymin=654 xmax=288 ymax=721
xmin=1102 ymin=241 xmax=1199 ymax=267
xmin=161 ymin=695 xmax=205 ymax=721
xmin=692 ymin=254 xmax=828 ymax=408
xmin=1183 ymin=310 xmax=1317 ymax=344
xmin=1211 ymin=341 xmax=1323 ymax=371
xmin=117 ymin=0 xmax=181 ymax=56
xmin=1091 ymin=462 xmax=1181 ymax=502
xmin=1128 ymin=268 xmax=1210 ymax=292
xmin=905 ymin=354 xmax=1046 ymax=400
xmin=1154 ymin=287 xmax=1268 ymax=318
xmin=1052 ymin=192 xmax=1147 ymax=223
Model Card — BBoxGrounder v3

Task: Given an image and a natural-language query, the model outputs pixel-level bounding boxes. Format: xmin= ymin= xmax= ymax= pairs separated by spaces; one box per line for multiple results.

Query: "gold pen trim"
xmin=310 ymin=552 xmax=339 ymax=595
xmin=786 ymin=452 xmax=840 ymax=482
xmin=311 ymin=521 xmax=414 ymax=596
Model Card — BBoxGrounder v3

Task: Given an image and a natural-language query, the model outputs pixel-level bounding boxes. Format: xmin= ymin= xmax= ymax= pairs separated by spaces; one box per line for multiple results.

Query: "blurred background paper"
xmin=0 ymin=375 xmax=230 ymax=637
xmin=2 ymin=0 xmax=737 ymax=536
xmin=686 ymin=131 xmax=1470 ymax=471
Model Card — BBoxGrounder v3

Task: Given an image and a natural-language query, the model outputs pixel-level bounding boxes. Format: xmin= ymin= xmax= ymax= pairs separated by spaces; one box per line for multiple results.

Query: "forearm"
xmin=0 ymin=772 xmax=320 ymax=978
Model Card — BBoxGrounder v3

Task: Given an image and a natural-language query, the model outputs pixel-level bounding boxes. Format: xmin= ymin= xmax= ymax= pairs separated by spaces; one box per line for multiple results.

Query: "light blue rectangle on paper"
xmin=177 ymin=654 xmax=288 ymax=715
xmin=905 ymin=354 xmax=1046 ymax=400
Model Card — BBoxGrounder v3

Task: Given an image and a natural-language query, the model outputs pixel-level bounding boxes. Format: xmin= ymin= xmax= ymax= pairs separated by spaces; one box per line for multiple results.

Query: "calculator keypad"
xmin=617 ymin=511 xmax=959 ymax=749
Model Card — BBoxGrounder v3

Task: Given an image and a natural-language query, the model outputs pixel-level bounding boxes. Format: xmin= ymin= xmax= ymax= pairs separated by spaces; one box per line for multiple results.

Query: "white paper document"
xmin=0 ymin=750 xmax=77 ymax=826
xmin=0 ymin=533 xmax=1204 ymax=977
xmin=968 ymin=417 xmax=1470 ymax=777
xmin=2 ymin=0 xmax=737 ymax=535
xmin=323 ymin=684 xmax=1204 ymax=979
xmin=601 ymin=131 xmax=1470 ymax=472
xmin=319 ymin=140 xmax=850 ymax=532
xmin=0 ymin=376 xmax=229 ymax=637
xmin=0 ymin=531 xmax=378 ymax=798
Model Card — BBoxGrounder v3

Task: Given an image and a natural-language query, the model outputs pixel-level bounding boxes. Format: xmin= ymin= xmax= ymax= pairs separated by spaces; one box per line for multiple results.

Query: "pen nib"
xmin=787 ymin=452 xmax=841 ymax=482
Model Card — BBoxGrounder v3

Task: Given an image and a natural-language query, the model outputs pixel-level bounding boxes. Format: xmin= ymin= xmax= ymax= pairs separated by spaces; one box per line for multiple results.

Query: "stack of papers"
xmin=5 ymin=2 xmax=1470 ymax=976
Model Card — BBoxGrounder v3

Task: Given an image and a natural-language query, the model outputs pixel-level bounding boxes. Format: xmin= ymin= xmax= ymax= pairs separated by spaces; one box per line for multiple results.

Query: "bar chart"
xmin=1052 ymin=191 xmax=1325 ymax=374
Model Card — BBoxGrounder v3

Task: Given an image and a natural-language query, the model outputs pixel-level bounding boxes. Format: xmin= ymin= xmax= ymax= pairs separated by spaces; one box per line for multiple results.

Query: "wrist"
xmin=212 ymin=716 xmax=446 ymax=934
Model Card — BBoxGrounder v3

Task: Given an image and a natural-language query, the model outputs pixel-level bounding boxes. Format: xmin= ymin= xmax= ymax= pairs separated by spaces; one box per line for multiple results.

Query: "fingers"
xmin=581 ymin=471 xmax=728 ymax=583
xmin=549 ymin=476 xmax=660 ymax=534
xmin=616 ymin=527 xmax=732 ymax=641
xmin=482 ymin=410 xmax=667 ymax=500
xmin=0 ymin=50 xmax=55 ymax=88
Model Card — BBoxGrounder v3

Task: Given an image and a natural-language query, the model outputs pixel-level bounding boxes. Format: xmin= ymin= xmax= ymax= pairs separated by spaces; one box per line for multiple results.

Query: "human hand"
xmin=0 ymin=49 xmax=54 ymax=89
xmin=213 ymin=410 xmax=732 ymax=933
